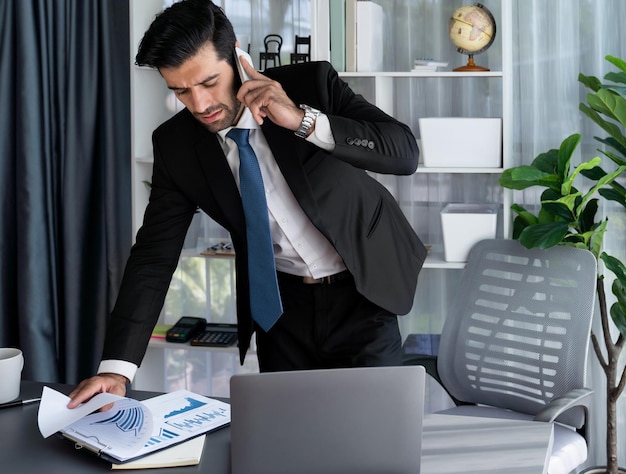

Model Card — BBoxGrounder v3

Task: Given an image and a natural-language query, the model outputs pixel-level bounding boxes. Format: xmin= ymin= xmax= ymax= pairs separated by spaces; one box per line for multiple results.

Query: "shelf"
xmin=416 ymin=166 xmax=504 ymax=174
xmin=339 ymin=71 xmax=503 ymax=78
xmin=180 ymin=249 xmax=236 ymax=259
xmin=147 ymin=337 xmax=243 ymax=353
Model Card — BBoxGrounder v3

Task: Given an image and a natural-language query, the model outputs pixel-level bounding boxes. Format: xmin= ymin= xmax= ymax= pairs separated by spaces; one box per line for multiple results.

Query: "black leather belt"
xmin=278 ymin=270 xmax=352 ymax=285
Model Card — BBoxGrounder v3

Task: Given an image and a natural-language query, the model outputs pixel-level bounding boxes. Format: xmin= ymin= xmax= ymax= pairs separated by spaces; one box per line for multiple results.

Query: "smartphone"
xmin=235 ymin=47 xmax=253 ymax=83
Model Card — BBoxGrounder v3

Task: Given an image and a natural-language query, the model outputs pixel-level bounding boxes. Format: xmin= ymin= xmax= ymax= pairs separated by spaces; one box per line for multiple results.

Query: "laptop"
xmin=230 ymin=365 xmax=425 ymax=474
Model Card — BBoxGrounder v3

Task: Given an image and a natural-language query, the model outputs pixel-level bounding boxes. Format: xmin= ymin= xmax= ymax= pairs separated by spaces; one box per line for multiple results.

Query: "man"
xmin=69 ymin=0 xmax=426 ymax=405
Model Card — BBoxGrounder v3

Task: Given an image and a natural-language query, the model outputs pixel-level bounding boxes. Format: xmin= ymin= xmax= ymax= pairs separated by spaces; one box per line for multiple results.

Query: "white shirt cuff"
xmin=97 ymin=360 xmax=138 ymax=384
xmin=306 ymin=113 xmax=335 ymax=151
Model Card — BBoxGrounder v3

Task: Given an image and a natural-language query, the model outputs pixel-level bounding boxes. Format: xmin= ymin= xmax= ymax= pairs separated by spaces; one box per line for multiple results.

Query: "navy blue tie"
xmin=227 ymin=128 xmax=283 ymax=332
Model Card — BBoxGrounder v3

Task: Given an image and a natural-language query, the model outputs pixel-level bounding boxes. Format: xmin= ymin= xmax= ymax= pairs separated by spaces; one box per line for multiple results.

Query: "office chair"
xmin=290 ymin=35 xmax=311 ymax=64
xmin=405 ymin=239 xmax=596 ymax=474
xmin=259 ymin=34 xmax=282 ymax=70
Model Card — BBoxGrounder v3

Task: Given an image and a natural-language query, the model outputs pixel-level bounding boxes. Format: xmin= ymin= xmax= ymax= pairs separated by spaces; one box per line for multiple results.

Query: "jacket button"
xmin=367 ymin=141 xmax=375 ymax=149
xmin=346 ymin=137 xmax=354 ymax=145
xmin=353 ymin=138 xmax=362 ymax=146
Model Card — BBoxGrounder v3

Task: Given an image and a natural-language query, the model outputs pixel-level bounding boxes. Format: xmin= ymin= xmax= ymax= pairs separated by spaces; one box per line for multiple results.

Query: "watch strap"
xmin=295 ymin=104 xmax=321 ymax=139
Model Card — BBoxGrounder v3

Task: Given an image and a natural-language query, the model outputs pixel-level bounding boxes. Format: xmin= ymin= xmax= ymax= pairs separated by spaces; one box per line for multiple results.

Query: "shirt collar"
xmin=218 ymin=107 xmax=259 ymax=144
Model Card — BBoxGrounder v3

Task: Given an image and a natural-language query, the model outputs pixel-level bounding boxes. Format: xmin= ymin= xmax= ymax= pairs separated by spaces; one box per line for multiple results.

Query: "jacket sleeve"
xmin=271 ymin=61 xmax=420 ymax=175
xmin=102 ymin=132 xmax=197 ymax=365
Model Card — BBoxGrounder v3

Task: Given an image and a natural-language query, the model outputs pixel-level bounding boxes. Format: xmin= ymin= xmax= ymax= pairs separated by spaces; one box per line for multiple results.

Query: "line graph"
xmin=165 ymin=407 xmax=229 ymax=433
xmin=164 ymin=397 xmax=207 ymax=418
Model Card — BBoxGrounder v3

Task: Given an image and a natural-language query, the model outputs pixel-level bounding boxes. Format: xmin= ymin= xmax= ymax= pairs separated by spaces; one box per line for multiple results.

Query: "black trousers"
xmin=255 ymin=272 xmax=403 ymax=372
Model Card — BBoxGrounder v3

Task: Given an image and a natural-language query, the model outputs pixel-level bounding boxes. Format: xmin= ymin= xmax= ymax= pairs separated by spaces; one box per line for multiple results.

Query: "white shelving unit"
xmin=337 ymin=2 xmax=513 ymax=268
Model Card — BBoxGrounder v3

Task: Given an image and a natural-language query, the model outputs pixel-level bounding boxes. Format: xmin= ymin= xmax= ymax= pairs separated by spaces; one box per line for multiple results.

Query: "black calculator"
xmin=191 ymin=323 xmax=238 ymax=347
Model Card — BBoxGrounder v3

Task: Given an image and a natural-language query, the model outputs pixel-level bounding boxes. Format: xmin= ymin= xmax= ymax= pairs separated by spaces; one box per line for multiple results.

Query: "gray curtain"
xmin=0 ymin=0 xmax=131 ymax=384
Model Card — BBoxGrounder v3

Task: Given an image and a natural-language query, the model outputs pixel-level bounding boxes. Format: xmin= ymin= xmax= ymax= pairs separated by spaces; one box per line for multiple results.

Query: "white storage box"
xmin=441 ymin=204 xmax=498 ymax=262
xmin=419 ymin=117 xmax=502 ymax=168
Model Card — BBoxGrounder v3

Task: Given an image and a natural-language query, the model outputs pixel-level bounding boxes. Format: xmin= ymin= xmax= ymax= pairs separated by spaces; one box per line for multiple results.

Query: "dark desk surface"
xmin=3 ymin=381 xmax=231 ymax=474
xmin=4 ymin=381 xmax=552 ymax=473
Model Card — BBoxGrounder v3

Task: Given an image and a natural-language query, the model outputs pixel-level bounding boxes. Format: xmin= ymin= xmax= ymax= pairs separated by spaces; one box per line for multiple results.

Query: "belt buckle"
xmin=302 ymin=275 xmax=323 ymax=284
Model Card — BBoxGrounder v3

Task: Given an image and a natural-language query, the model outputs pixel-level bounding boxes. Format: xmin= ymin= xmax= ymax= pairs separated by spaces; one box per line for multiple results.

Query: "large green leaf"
xmin=605 ymin=72 xmax=626 ymax=85
xmin=510 ymin=203 xmax=538 ymax=224
xmin=579 ymin=198 xmax=599 ymax=232
xmin=518 ymin=222 xmax=570 ymax=249
xmin=599 ymin=188 xmax=626 ymax=207
xmin=606 ymin=85 xmax=626 ymax=96
xmin=499 ymin=166 xmax=559 ymax=190
xmin=601 ymin=252 xmax=626 ymax=337
xmin=579 ymin=72 xmax=602 ymax=92
xmin=532 ymin=148 xmax=560 ymax=174
xmin=599 ymin=146 xmax=626 ymax=166
xmin=588 ymin=219 xmax=608 ymax=257
xmin=580 ymin=101 xmax=626 ymax=149
xmin=606 ymin=55 xmax=626 ymax=75
xmin=557 ymin=133 xmax=580 ymax=179
xmin=602 ymin=252 xmax=626 ymax=282
xmin=609 ymin=304 xmax=626 ymax=338
xmin=542 ymin=200 xmax=574 ymax=221
xmin=576 ymin=165 xmax=626 ymax=217
xmin=563 ymin=158 xmax=601 ymax=196
xmin=586 ymin=88 xmax=619 ymax=119
xmin=580 ymin=164 xmax=607 ymax=181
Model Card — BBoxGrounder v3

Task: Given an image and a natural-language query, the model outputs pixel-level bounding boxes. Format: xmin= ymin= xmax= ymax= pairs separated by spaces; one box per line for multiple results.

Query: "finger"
xmin=67 ymin=385 xmax=98 ymax=408
xmin=67 ymin=375 xmax=126 ymax=408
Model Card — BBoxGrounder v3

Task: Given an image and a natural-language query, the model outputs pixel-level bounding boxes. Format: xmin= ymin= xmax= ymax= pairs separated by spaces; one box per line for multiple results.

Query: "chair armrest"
xmin=533 ymin=388 xmax=593 ymax=426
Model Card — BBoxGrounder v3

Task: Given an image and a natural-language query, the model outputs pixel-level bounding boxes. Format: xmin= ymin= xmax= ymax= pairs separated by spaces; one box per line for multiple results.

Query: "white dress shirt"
xmin=218 ymin=107 xmax=346 ymax=279
xmin=99 ymin=107 xmax=345 ymax=382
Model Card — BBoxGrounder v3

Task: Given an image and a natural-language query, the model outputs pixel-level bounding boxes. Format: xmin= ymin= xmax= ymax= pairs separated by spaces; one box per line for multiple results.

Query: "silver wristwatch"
xmin=294 ymin=104 xmax=321 ymax=139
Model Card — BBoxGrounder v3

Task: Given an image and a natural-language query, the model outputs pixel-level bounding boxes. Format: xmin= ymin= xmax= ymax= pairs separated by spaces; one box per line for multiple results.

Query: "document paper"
xmin=38 ymin=386 xmax=230 ymax=463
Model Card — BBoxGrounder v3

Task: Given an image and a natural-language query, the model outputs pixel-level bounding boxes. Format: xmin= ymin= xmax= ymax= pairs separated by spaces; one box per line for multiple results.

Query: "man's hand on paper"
xmin=67 ymin=373 xmax=128 ymax=410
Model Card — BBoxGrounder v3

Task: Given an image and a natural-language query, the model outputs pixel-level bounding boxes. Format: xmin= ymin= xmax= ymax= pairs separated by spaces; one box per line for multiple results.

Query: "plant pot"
xmin=580 ymin=468 xmax=626 ymax=474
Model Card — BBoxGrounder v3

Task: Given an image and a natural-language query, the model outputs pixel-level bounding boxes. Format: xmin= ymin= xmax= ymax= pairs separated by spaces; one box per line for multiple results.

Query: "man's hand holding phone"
xmin=235 ymin=48 xmax=307 ymax=133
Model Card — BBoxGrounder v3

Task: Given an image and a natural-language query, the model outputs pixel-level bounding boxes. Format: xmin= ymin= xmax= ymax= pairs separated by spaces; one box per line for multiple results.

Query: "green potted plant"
xmin=499 ymin=55 xmax=626 ymax=474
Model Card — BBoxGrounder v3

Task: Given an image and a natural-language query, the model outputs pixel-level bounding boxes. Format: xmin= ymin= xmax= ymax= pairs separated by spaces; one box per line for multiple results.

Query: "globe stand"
xmin=453 ymin=54 xmax=489 ymax=72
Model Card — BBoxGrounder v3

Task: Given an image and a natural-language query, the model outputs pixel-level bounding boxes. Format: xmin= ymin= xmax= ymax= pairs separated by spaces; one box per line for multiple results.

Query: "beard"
xmin=193 ymin=89 xmax=243 ymax=133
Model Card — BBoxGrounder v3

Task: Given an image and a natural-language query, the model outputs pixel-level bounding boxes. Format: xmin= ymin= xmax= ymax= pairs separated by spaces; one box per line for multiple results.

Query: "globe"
xmin=448 ymin=3 xmax=496 ymax=72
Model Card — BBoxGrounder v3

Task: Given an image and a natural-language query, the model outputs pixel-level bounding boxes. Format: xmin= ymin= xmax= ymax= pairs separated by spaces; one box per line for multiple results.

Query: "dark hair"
xmin=135 ymin=0 xmax=237 ymax=70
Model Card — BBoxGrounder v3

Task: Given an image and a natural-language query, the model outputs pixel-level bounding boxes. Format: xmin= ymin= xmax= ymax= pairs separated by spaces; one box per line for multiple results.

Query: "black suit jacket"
xmin=104 ymin=61 xmax=427 ymax=365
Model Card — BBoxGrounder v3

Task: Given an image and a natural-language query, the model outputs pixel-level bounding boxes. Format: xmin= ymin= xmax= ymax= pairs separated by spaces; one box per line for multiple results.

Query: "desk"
xmin=4 ymin=381 xmax=552 ymax=473
xmin=3 ymin=381 xmax=229 ymax=474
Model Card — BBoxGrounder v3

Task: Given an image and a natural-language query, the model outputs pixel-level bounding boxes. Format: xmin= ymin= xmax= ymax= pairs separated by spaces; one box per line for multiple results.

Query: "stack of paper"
xmin=38 ymin=387 xmax=230 ymax=468
xmin=412 ymin=59 xmax=449 ymax=72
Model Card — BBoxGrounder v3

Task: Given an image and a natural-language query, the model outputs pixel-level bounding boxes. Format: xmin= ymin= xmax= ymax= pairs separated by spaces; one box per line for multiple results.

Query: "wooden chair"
xmin=259 ymin=34 xmax=282 ymax=70
xmin=290 ymin=35 xmax=311 ymax=64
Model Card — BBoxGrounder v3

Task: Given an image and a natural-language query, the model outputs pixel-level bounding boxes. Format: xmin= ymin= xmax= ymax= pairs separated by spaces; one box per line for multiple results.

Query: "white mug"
xmin=0 ymin=348 xmax=24 ymax=403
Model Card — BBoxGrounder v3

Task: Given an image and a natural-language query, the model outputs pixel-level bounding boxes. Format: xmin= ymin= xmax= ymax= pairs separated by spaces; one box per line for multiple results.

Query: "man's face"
xmin=160 ymin=43 xmax=242 ymax=133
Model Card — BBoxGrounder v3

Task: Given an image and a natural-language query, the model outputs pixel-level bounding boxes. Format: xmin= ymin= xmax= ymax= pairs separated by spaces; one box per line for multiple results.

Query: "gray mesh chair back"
xmin=437 ymin=239 xmax=596 ymax=428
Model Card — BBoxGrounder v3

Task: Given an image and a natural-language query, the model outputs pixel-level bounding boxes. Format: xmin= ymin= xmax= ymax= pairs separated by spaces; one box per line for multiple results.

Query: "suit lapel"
xmin=261 ymin=122 xmax=324 ymax=230
xmin=193 ymin=129 xmax=245 ymax=233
